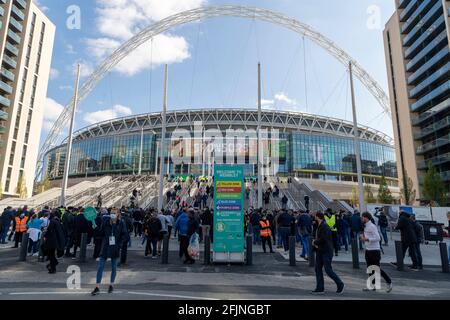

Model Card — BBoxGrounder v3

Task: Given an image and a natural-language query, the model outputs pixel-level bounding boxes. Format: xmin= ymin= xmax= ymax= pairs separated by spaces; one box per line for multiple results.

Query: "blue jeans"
xmin=96 ymin=257 xmax=118 ymax=284
xmin=27 ymin=239 xmax=39 ymax=254
xmin=0 ymin=224 xmax=9 ymax=243
xmin=448 ymin=245 xmax=450 ymax=264
xmin=300 ymin=234 xmax=310 ymax=257
xmin=315 ymin=252 xmax=344 ymax=292
xmin=338 ymin=232 xmax=348 ymax=251
xmin=277 ymin=230 xmax=282 ymax=246
xmin=380 ymin=227 xmax=388 ymax=245
xmin=279 ymin=227 xmax=290 ymax=251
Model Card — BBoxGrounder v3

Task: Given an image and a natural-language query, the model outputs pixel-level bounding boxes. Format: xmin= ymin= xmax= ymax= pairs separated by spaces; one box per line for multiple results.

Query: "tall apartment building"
xmin=0 ymin=0 xmax=55 ymax=198
xmin=383 ymin=0 xmax=450 ymax=205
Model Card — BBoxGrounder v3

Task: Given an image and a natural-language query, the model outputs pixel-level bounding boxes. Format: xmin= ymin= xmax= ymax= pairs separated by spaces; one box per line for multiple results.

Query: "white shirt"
xmin=364 ymin=221 xmax=381 ymax=251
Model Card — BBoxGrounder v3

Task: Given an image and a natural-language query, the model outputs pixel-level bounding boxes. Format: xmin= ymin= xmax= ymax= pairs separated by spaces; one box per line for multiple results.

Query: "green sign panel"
xmin=213 ymin=165 xmax=245 ymax=254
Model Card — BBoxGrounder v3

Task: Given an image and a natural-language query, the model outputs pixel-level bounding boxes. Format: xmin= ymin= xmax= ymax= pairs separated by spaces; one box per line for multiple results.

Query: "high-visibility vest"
xmin=260 ymin=220 xmax=272 ymax=237
xmin=325 ymin=215 xmax=337 ymax=232
xmin=15 ymin=216 xmax=29 ymax=233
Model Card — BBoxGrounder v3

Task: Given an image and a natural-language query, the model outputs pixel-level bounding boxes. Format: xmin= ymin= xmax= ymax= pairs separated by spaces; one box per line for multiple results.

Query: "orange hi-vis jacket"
xmin=260 ymin=220 xmax=272 ymax=238
xmin=15 ymin=216 xmax=29 ymax=233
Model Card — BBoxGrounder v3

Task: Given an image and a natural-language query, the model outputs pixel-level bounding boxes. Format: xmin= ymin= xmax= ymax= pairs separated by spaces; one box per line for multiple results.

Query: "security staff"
xmin=325 ymin=209 xmax=339 ymax=256
xmin=260 ymin=215 xmax=274 ymax=253
xmin=13 ymin=213 xmax=29 ymax=248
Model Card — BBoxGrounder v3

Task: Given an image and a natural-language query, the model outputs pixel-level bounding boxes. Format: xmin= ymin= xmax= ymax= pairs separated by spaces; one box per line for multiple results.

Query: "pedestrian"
xmin=281 ymin=195 xmax=288 ymax=210
xmin=92 ymin=211 xmax=104 ymax=260
xmin=350 ymin=210 xmax=364 ymax=250
xmin=166 ymin=211 xmax=174 ymax=239
xmin=391 ymin=211 xmax=419 ymax=271
xmin=277 ymin=209 xmax=295 ymax=252
xmin=72 ymin=209 xmax=92 ymax=259
xmin=144 ymin=212 xmax=162 ymax=259
xmin=325 ymin=209 xmax=339 ymax=256
xmin=311 ymin=212 xmax=345 ymax=295
xmin=26 ymin=213 xmax=43 ymax=256
xmin=298 ymin=211 xmax=313 ymax=259
xmin=336 ymin=213 xmax=349 ymax=252
xmin=411 ymin=214 xmax=424 ymax=270
xmin=374 ymin=208 xmax=389 ymax=246
xmin=0 ymin=207 xmax=14 ymax=244
xmin=97 ymin=194 xmax=103 ymax=208
xmin=13 ymin=212 xmax=29 ymax=248
xmin=132 ymin=209 xmax=144 ymax=238
xmin=157 ymin=210 xmax=169 ymax=255
xmin=360 ymin=212 xmax=393 ymax=293
xmin=175 ymin=208 xmax=193 ymax=264
xmin=250 ymin=209 xmax=262 ymax=245
xmin=62 ymin=208 xmax=75 ymax=257
xmin=43 ymin=211 xmax=65 ymax=274
xmin=200 ymin=207 xmax=212 ymax=243
xmin=91 ymin=211 xmax=127 ymax=296
xmin=118 ymin=211 xmax=133 ymax=266
xmin=259 ymin=215 xmax=274 ymax=253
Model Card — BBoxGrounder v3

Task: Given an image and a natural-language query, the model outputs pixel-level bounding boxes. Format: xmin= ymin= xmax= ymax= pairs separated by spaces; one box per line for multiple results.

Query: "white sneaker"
xmin=386 ymin=283 xmax=393 ymax=293
xmin=32 ymin=253 xmax=39 ymax=257
xmin=96 ymin=258 xmax=100 ymax=262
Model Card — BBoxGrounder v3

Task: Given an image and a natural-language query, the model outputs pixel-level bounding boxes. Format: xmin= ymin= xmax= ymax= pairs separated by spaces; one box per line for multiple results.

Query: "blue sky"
xmin=37 ymin=0 xmax=396 ymax=144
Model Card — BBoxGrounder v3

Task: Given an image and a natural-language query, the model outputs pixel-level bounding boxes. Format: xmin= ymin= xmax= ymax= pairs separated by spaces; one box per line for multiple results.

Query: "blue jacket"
xmin=27 ymin=218 xmax=43 ymax=230
xmin=350 ymin=213 xmax=364 ymax=232
xmin=1 ymin=210 xmax=14 ymax=225
xmin=175 ymin=212 xmax=189 ymax=236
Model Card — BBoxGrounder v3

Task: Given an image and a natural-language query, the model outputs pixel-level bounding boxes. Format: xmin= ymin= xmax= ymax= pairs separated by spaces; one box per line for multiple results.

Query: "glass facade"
xmin=44 ymin=129 xmax=397 ymax=186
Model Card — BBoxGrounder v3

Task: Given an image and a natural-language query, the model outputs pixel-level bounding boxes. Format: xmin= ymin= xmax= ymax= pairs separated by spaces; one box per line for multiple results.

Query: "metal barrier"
xmin=439 ymin=242 xmax=449 ymax=273
xmin=246 ymin=235 xmax=253 ymax=266
xmin=161 ymin=234 xmax=169 ymax=264
xmin=79 ymin=233 xmax=87 ymax=263
xmin=204 ymin=235 xmax=211 ymax=265
xmin=289 ymin=236 xmax=296 ymax=266
xmin=394 ymin=241 xmax=404 ymax=271
xmin=19 ymin=233 xmax=30 ymax=262
xmin=351 ymin=238 xmax=360 ymax=269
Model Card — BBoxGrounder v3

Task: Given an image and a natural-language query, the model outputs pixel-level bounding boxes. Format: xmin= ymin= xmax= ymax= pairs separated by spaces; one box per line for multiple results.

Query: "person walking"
xmin=298 ymin=211 xmax=313 ymax=259
xmin=250 ymin=209 xmax=262 ymax=245
xmin=360 ymin=212 xmax=393 ymax=293
xmin=62 ymin=208 xmax=76 ymax=257
xmin=411 ymin=214 xmax=424 ymax=270
xmin=311 ymin=212 xmax=345 ymax=295
xmin=144 ymin=213 xmax=162 ymax=259
xmin=43 ymin=211 xmax=65 ymax=274
xmin=281 ymin=195 xmax=288 ymax=210
xmin=91 ymin=212 xmax=127 ymax=296
xmin=118 ymin=211 xmax=133 ymax=266
xmin=336 ymin=213 xmax=349 ymax=252
xmin=157 ymin=210 xmax=169 ymax=256
xmin=277 ymin=210 xmax=295 ymax=252
xmin=200 ymin=208 xmax=212 ymax=243
xmin=259 ymin=215 xmax=274 ymax=253
xmin=26 ymin=214 xmax=43 ymax=256
xmin=175 ymin=209 xmax=193 ymax=264
xmin=325 ymin=209 xmax=339 ymax=256
xmin=374 ymin=208 xmax=389 ymax=246
xmin=97 ymin=194 xmax=103 ymax=208
xmin=0 ymin=207 xmax=14 ymax=244
xmin=166 ymin=211 xmax=174 ymax=239
xmin=350 ymin=210 xmax=364 ymax=251
xmin=392 ymin=211 xmax=419 ymax=271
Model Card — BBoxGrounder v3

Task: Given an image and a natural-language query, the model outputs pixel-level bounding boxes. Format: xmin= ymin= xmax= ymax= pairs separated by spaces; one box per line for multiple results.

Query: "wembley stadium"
xmin=43 ymin=108 xmax=398 ymax=192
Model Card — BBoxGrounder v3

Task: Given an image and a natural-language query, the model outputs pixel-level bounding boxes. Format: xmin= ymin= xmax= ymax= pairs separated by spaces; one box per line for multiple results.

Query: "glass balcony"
xmin=0 ymin=68 xmax=15 ymax=82
xmin=7 ymin=29 xmax=21 ymax=45
xmin=406 ymin=30 xmax=447 ymax=72
xmin=414 ymin=116 xmax=450 ymax=140
xmin=5 ymin=42 xmax=19 ymax=57
xmin=411 ymin=79 xmax=450 ymax=111
xmin=14 ymin=0 xmax=27 ymax=10
xmin=442 ymin=171 xmax=450 ymax=181
xmin=416 ymin=134 xmax=450 ymax=154
xmin=412 ymin=97 xmax=450 ymax=126
xmin=404 ymin=16 xmax=445 ymax=60
xmin=409 ymin=62 xmax=450 ymax=99
xmin=9 ymin=16 xmax=23 ymax=33
xmin=0 ymin=110 xmax=8 ymax=121
xmin=11 ymin=5 xmax=25 ymax=21
xmin=0 ymin=95 xmax=10 ymax=108
xmin=418 ymin=152 xmax=450 ymax=169
xmin=0 ymin=6 xmax=4 ymax=17
xmin=398 ymin=0 xmax=412 ymax=9
xmin=0 ymin=80 xmax=13 ymax=94
xmin=3 ymin=55 xmax=17 ymax=69
xmin=408 ymin=46 xmax=449 ymax=85
xmin=403 ymin=1 xmax=443 ymax=46
xmin=400 ymin=0 xmax=421 ymax=22
xmin=0 ymin=125 xmax=6 ymax=134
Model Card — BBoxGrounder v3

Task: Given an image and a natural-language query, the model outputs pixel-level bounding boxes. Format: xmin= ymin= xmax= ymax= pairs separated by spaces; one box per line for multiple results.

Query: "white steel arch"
xmin=36 ymin=5 xmax=391 ymax=181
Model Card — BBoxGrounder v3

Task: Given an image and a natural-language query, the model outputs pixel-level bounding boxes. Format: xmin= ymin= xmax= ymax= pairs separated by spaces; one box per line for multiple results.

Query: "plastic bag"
xmin=188 ymin=233 xmax=200 ymax=260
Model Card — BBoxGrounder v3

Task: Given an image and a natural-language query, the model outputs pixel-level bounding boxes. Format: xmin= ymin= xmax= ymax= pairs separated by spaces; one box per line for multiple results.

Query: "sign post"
xmin=213 ymin=165 xmax=245 ymax=263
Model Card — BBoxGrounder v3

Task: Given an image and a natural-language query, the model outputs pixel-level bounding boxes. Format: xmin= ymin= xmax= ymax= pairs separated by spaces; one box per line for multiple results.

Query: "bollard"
xmin=161 ymin=234 xmax=169 ymax=264
xmin=204 ymin=235 xmax=211 ymax=265
xmin=351 ymin=238 xmax=360 ymax=269
xmin=79 ymin=233 xmax=88 ymax=263
xmin=289 ymin=236 xmax=296 ymax=266
xmin=308 ymin=237 xmax=315 ymax=268
xmin=439 ymin=242 xmax=449 ymax=273
xmin=38 ymin=237 xmax=45 ymax=262
xmin=246 ymin=235 xmax=253 ymax=266
xmin=19 ymin=233 xmax=30 ymax=262
xmin=394 ymin=241 xmax=404 ymax=271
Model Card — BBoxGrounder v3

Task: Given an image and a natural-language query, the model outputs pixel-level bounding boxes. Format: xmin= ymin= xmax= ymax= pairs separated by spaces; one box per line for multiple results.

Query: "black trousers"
xmin=261 ymin=236 xmax=273 ymax=253
xmin=47 ymin=249 xmax=58 ymax=272
xmin=402 ymin=242 xmax=419 ymax=267
xmin=120 ymin=239 xmax=128 ymax=263
xmin=365 ymin=250 xmax=391 ymax=285
xmin=134 ymin=222 xmax=142 ymax=237
xmin=93 ymin=238 xmax=102 ymax=259
xmin=179 ymin=235 xmax=193 ymax=262
xmin=14 ymin=232 xmax=24 ymax=248
xmin=331 ymin=231 xmax=339 ymax=255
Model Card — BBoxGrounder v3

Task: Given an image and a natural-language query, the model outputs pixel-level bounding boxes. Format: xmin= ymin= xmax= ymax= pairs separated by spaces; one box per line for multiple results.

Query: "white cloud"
xmin=43 ymin=98 xmax=64 ymax=131
xmin=261 ymin=99 xmax=274 ymax=107
xmin=83 ymin=104 xmax=133 ymax=124
xmin=34 ymin=0 xmax=49 ymax=13
xmin=70 ymin=61 xmax=95 ymax=78
xmin=49 ymin=68 xmax=59 ymax=80
xmin=85 ymin=0 xmax=206 ymax=76
xmin=59 ymin=85 xmax=73 ymax=91
xmin=66 ymin=44 xmax=77 ymax=55
xmin=274 ymin=92 xmax=297 ymax=106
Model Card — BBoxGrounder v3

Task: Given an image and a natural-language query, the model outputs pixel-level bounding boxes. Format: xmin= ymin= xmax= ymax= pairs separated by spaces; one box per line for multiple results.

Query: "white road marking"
xmin=127 ymin=291 xmax=218 ymax=300
xmin=9 ymin=291 xmax=124 ymax=295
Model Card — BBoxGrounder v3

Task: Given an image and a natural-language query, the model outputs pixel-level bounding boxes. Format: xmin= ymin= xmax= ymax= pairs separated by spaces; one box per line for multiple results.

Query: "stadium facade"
xmin=43 ymin=109 xmax=398 ymax=187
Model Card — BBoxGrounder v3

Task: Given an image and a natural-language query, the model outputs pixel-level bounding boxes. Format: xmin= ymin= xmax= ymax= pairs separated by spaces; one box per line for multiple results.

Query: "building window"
xmin=20 ymin=145 xmax=27 ymax=168
xmin=9 ymin=141 xmax=16 ymax=166
xmin=5 ymin=167 xmax=12 ymax=192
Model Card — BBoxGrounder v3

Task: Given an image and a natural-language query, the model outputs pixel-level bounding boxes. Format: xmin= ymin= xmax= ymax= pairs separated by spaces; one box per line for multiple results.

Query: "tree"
xmin=400 ymin=173 xmax=416 ymax=205
xmin=422 ymin=162 xmax=446 ymax=206
xmin=15 ymin=173 xmax=28 ymax=199
xmin=350 ymin=186 xmax=359 ymax=208
xmin=36 ymin=173 xmax=52 ymax=194
xmin=364 ymin=184 xmax=376 ymax=204
xmin=377 ymin=175 xmax=393 ymax=204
